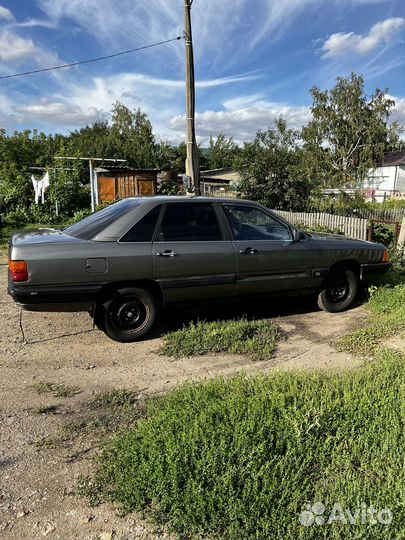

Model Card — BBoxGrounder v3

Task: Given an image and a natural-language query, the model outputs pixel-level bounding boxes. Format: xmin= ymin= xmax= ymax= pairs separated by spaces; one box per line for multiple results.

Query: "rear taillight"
xmin=9 ymin=260 xmax=29 ymax=282
xmin=383 ymin=250 xmax=389 ymax=263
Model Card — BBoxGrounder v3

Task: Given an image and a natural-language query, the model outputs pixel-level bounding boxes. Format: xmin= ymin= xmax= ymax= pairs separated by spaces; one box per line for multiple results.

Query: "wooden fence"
xmin=273 ymin=210 xmax=369 ymax=241
xmin=308 ymin=207 xmax=405 ymax=222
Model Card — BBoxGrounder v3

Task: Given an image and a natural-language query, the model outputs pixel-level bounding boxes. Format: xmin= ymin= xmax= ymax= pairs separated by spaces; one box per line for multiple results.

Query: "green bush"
xmin=157 ymin=181 xmax=181 ymax=196
xmin=372 ymin=222 xmax=396 ymax=247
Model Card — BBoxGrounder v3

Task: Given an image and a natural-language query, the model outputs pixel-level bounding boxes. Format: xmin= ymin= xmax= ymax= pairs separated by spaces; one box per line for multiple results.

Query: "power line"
xmin=0 ymin=36 xmax=182 ymax=81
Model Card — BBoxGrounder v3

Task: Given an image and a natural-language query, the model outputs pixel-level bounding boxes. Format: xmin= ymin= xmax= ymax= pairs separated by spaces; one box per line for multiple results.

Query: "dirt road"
xmin=0 ymin=260 xmax=366 ymax=539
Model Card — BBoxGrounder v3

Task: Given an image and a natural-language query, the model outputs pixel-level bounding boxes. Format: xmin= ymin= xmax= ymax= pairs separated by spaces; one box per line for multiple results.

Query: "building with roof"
xmin=200 ymin=168 xmax=240 ymax=197
xmin=364 ymin=151 xmax=405 ymax=202
xmin=95 ymin=166 xmax=158 ymax=202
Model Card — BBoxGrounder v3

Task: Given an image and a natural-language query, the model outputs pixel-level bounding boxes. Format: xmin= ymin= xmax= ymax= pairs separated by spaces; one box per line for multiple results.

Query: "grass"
xmin=34 ymin=405 xmax=58 ymax=415
xmin=336 ymin=284 xmax=405 ymax=356
xmin=30 ymin=381 xmax=81 ymax=398
xmin=92 ymin=389 xmax=139 ymax=409
xmin=81 ymin=286 xmax=405 ymax=540
xmin=161 ymin=318 xmax=283 ymax=360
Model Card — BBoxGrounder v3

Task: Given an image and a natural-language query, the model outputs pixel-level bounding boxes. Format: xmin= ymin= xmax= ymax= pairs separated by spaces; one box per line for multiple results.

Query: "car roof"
xmin=125 ymin=196 xmax=252 ymax=204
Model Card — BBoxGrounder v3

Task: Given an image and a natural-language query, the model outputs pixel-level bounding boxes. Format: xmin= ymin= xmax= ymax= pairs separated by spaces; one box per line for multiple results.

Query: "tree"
xmin=68 ymin=121 xmax=112 ymax=158
xmin=207 ymin=133 xmax=240 ymax=169
xmin=109 ymin=102 xmax=157 ymax=167
xmin=235 ymin=118 xmax=319 ymax=210
xmin=0 ymin=128 xmax=65 ymax=212
xmin=302 ymin=73 xmax=402 ymax=188
xmin=156 ymin=140 xmax=179 ymax=170
xmin=48 ymin=160 xmax=90 ymax=216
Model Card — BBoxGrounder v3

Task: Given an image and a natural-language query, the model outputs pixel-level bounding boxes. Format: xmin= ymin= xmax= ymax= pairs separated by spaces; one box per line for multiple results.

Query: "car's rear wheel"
xmin=317 ymin=266 xmax=358 ymax=313
xmin=101 ymin=287 xmax=159 ymax=342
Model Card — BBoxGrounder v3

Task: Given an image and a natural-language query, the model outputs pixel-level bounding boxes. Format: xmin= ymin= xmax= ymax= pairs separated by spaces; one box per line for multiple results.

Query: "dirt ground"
xmin=0 ymin=256 xmax=368 ymax=540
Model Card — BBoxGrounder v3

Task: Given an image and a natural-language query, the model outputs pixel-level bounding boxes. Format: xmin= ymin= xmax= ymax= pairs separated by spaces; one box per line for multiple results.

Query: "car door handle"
xmin=156 ymin=250 xmax=177 ymax=258
xmin=239 ymin=247 xmax=258 ymax=255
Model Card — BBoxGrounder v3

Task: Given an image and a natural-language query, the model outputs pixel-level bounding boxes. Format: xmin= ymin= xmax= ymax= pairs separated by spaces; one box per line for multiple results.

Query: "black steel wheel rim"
xmin=327 ymin=277 xmax=349 ymax=304
xmin=110 ymin=297 xmax=148 ymax=332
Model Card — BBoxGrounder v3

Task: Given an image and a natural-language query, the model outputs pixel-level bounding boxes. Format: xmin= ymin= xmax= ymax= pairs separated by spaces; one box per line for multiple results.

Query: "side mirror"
xmin=292 ymin=229 xmax=306 ymax=242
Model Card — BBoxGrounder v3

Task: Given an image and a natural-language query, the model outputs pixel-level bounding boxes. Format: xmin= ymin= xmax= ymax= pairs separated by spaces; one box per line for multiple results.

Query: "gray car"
xmin=8 ymin=196 xmax=390 ymax=342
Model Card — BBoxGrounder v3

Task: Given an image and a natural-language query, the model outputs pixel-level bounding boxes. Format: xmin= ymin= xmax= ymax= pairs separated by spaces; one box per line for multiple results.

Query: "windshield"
xmin=64 ymin=199 xmax=141 ymax=240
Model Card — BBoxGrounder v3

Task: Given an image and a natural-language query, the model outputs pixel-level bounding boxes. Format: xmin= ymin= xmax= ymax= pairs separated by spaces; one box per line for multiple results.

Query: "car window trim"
xmin=221 ymin=202 xmax=294 ymax=242
xmin=154 ymin=201 xmax=226 ymax=243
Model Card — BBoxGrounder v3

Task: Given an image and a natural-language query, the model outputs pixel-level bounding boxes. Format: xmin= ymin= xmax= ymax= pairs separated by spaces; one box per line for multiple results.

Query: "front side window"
xmin=223 ymin=204 xmax=292 ymax=241
xmin=158 ymin=203 xmax=222 ymax=242
xmin=120 ymin=205 xmax=162 ymax=242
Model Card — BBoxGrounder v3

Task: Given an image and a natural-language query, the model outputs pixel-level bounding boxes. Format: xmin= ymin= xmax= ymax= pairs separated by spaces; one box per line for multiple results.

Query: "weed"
xmin=161 ymin=318 xmax=283 ymax=360
xmin=34 ymin=405 xmax=58 ymax=415
xmin=62 ymin=419 xmax=103 ymax=437
xmin=30 ymin=381 xmax=81 ymax=398
xmin=92 ymin=389 xmax=138 ymax=409
xmin=32 ymin=436 xmax=68 ymax=450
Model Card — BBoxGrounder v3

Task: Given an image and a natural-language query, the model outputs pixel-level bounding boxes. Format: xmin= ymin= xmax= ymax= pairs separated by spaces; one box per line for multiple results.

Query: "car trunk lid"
xmin=10 ymin=228 xmax=87 ymax=247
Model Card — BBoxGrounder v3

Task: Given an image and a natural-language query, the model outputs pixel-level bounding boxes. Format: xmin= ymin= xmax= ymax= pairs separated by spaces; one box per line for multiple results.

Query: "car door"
xmin=152 ymin=201 xmax=237 ymax=302
xmin=221 ymin=203 xmax=313 ymax=296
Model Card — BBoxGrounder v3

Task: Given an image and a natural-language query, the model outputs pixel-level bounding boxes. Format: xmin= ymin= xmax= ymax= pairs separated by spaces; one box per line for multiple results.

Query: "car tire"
xmin=101 ymin=287 xmax=159 ymax=342
xmin=317 ymin=266 xmax=358 ymax=313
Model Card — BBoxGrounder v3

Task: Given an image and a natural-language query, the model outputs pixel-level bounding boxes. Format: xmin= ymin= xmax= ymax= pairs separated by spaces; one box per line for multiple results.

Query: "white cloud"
xmin=168 ymin=98 xmax=312 ymax=144
xmin=222 ymin=94 xmax=265 ymax=111
xmin=0 ymin=31 xmax=36 ymax=62
xmin=13 ymin=100 xmax=108 ymax=126
xmin=75 ymin=72 xmax=258 ymax=90
xmin=2 ymin=70 xmax=257 ymax=133
xmin=0 ymin=29 xmax=61 ymax=66
xmin=0 ymin=4 xmax=14 ymax=21
xmin=322 ymin=17 xmax=405 ymax=58
xmin=389 ymin=95 xmax=405 ymax=127
xmin=37 ymin=0 xmax=390 ymax=72
xmin=13 ymin=18 xmax=57 ymax=29
xmin=60 ymin=71 xmax=257 ymax=112
xmin=168 ymin=93 xmax=405 ymax=144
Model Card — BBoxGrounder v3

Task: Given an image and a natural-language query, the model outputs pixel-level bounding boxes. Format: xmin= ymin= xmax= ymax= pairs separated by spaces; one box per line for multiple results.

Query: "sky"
xmin=0 ymin=0 xmax=404 ymax=145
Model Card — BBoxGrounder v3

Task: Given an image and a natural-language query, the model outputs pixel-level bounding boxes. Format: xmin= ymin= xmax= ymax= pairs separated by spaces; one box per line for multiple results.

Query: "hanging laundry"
xmin=31 ymin=174 xmax=41 ymax=204
xmin=41 ymin=171 xmax=50 ymax=204
xmin=31 ymin=171 xmax=50 ymax=204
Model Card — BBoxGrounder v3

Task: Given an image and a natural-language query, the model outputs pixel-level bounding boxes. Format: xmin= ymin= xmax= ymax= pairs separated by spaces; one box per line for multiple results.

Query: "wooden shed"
xmin=95 ymin=166 xmax=158 ymax=203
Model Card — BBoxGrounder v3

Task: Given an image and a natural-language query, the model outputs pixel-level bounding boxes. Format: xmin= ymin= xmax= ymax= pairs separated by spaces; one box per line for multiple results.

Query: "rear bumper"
xmin=8 ymin=279 xmax=104 ymax=312
xmin=360 ymin=262 xmax=392 ymax=281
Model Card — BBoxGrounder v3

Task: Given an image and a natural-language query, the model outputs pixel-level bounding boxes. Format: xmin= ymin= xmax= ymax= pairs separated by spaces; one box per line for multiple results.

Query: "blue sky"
xmin=0 ymin=0 xmax=404 ymax=144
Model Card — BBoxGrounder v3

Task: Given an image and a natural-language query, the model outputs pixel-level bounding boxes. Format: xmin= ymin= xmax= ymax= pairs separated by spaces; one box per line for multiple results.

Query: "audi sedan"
xmin=8 ymin=197 xmax=390 ymax=342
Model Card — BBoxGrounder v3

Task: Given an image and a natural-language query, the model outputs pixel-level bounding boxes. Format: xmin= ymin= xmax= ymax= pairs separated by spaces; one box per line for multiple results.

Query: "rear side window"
xmin=158 ymin=203 xmax=222 ymax=242
xmin=120 ymin=205 xmax=162 ymax=242
xmin=64 ymin=199 xmax=141 ymax=240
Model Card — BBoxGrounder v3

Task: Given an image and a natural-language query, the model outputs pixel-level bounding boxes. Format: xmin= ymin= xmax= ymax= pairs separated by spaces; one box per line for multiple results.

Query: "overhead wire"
xmin=0 ymin=36 xmax=182 ymax=80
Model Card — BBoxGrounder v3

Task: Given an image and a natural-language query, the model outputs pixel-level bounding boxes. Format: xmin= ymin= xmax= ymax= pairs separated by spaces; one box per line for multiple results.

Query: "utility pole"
xmin=184 ymin=0 xmax=200 ymax=195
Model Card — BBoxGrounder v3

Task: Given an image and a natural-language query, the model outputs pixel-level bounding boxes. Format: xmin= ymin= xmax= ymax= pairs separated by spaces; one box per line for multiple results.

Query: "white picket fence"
xmin=273 ymin=210 xmax=369 ymax=241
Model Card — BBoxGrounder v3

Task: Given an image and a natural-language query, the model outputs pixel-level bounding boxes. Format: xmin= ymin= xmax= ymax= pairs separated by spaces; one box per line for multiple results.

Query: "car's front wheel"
xmin=101 ymin=287 xmax=159 ymax=342
xmin=317 ymin=266 xmax=358 ymax=313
